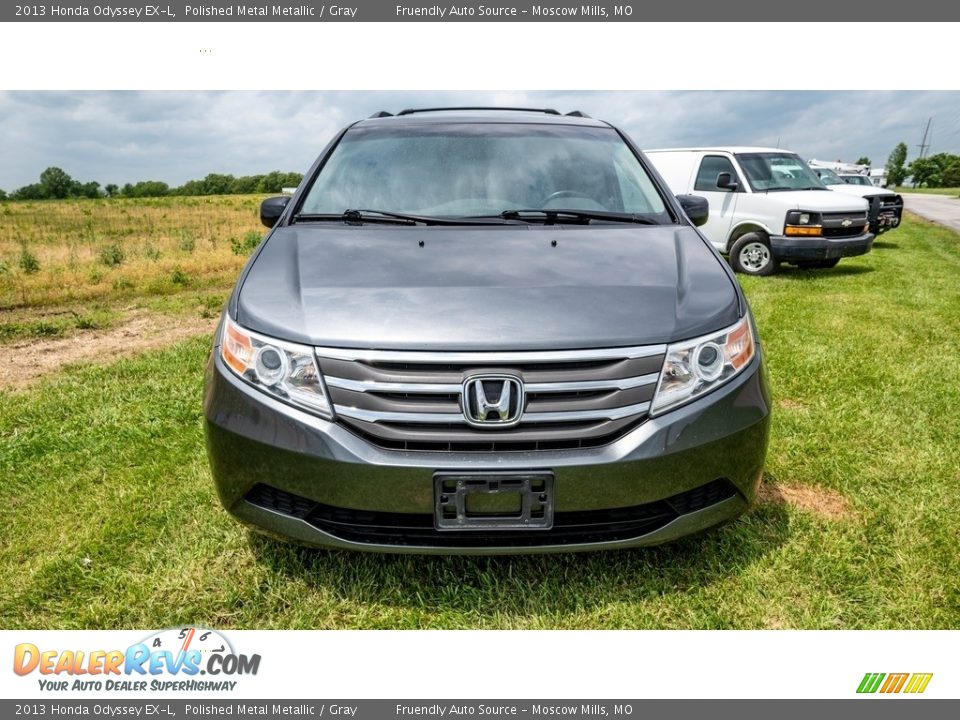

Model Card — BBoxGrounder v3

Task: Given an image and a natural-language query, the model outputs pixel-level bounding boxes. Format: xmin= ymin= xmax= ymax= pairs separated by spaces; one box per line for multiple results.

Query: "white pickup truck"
xmin=810 ymin=166 xmax=903 ymax=234
xmin=646 ymin=147 xmax=874 ymax=275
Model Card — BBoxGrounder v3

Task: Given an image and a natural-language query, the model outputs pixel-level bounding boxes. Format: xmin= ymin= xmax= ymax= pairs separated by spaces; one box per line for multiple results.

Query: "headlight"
xmin=220 ymin=315 xmax=333 ymax=419
xmin=784 ymin=210 xmax=823 ymax=236
xmin=650 ymin=316 xmax=756 ymax=415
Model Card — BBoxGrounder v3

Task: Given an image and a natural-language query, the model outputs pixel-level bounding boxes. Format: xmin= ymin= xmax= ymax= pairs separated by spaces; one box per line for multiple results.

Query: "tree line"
xmin=0 ymin=167 xmax=304 ymax=201
xmin=885 ymin=144 xmax=960 ymax=188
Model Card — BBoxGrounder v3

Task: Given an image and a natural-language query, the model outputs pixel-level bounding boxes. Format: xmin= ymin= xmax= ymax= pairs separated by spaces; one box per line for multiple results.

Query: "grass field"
xmin=0 ymin=196 xmax=265 ymax=343
xmin=894 ymin=186 xmax=960 ymax=197
xmin=0 ymin=201 xmax=958 ymax=629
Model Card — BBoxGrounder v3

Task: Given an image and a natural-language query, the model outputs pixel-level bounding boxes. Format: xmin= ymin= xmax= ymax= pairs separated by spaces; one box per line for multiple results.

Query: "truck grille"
xmin=821 ymin=211 xmax=869 ymax=238
xmin=315 ymin=345 xmax=665 ymax=452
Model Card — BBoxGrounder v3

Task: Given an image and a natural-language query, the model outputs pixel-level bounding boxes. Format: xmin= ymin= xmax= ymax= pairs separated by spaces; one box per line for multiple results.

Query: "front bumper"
xmin=868 ymin=195 xmax=903 ymax=234
xmin=770 ymin=231 xmax=874 ymax=262
xmin=204 ymin=350 xmax=772 ymax=554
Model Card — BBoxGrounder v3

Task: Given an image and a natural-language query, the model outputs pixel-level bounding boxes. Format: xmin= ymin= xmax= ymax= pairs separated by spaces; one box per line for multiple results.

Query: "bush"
xmin=18 ymin=247 xmax=40 ymax=275
xmin=112 ymin=277 xmax=134 ymax=291
xmin=230 ymin=230 xmax=261 ymax=256
xmin=99 ymin=243 xmax=125 ymax=267
xmin=178 ymin=233 xmax=196 ymax=253
xmin=170 ymin=268 xmax=191 ymax=286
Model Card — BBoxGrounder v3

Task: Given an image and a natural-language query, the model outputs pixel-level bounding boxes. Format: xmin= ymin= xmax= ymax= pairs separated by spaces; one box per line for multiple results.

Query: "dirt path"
xmin=3 ymin=311 xmax=218 ymax=391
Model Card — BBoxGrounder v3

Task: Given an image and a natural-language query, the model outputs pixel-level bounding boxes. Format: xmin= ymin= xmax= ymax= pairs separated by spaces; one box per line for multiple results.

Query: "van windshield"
xmin=813 ymin=167 xmax=846 ymax=186
xmin=300 ymin=122 xmax=670 ymax=220
xmin=736 ymin=152 xmax=828 ymax=192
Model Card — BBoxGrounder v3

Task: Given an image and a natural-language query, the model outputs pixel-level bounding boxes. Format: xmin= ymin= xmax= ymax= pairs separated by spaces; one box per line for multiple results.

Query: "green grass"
xmin=894 ymin=186 xmax=960 ymax=197
xmin=1 ymin=216 xmax=958 ymax=629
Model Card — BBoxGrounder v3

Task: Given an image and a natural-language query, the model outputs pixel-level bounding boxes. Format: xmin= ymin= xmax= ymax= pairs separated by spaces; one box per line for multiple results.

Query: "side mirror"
xmin=716 ymin=172 xmax=740 ymax=192
xmin=260 ymin=196 xmax=291 ymax=228
xmin=677 ymin=194 xmax=709 ymax=227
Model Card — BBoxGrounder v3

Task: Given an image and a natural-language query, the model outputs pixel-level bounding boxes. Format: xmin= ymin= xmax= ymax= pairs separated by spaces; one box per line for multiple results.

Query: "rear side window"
xmin=694 ymin=155 xmax=738 ymax=191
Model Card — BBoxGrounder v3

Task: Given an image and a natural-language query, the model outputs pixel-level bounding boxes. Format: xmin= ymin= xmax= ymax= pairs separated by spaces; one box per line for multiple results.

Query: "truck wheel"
xmin=730 ymin=233 xmax=778 ymax=276
xmin=797 ymin=258 xmax=840 ymax=270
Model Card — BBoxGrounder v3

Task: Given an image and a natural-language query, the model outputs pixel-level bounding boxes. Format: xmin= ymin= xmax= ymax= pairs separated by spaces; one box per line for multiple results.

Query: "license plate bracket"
xmin=434 ymin=472 xmax=554 ymax=531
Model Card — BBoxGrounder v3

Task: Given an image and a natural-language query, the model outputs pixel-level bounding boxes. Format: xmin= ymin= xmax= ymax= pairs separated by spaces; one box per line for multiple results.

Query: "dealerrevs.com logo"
xmin=857 ymin=673 xmax=933 ymax=694
xmin=13 ymin=627 xmax=261 ymax=693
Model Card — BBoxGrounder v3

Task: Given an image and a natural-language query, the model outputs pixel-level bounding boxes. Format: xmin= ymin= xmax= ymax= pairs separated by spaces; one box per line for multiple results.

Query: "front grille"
xmin=316 ymin=345 xmax=665 ymax=452
xmin=821 ymin=211 xmax=868 ymax=238
xmin=246 ymin=479 xmax=739 ymax=547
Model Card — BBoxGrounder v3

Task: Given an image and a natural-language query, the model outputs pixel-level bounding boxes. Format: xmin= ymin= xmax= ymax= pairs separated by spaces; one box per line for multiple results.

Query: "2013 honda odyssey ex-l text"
xmin=203 ymin=108 xmax=772 ymax=553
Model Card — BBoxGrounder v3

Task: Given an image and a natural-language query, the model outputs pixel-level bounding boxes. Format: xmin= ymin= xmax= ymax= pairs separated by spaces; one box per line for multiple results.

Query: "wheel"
xmin=796 ymin=258 xmax=840 ymax=270
xmin=730 ymin=233 xmax=779 ymax=276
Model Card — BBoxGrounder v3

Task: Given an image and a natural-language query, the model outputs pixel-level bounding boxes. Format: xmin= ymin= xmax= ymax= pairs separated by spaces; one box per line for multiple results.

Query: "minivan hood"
xmin=759 ymin=189 xmax=869 ymax=212
xmin=236 ymin=224 xmax=740 ymax=351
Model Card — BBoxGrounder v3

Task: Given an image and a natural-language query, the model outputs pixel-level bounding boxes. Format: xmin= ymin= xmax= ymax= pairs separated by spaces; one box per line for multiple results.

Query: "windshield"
xmin=814 ymin=167 xmax=845 ymax=186
xmin=300 ymin=123 xmax=669 ymax=220
xmin=736 ymin=152 xmax=827 ymax=192
xmin=843 ymin=176 xmax=872 ymax=186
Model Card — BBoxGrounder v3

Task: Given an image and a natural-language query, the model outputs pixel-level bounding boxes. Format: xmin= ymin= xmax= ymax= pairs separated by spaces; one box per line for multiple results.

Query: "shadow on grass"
xmin=777 ymin=264 xmax=874 ymax=280
xmin=246 ymin=502 xmax=792 ymax=623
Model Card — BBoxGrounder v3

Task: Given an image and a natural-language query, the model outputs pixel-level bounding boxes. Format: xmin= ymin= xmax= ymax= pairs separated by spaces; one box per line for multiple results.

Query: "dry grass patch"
xmin=758 ymin=482 xmax=854 ymax=521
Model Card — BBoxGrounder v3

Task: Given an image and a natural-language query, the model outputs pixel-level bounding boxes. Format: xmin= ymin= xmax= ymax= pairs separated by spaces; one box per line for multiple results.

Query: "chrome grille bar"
xmin=324 ymin=372 xmax=660 ymax=394
xmin=334 ymin=402 xmax=652 ymax=425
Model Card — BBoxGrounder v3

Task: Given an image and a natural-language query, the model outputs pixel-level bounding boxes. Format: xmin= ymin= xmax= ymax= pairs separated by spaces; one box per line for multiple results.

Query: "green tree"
xmin=12 ymin=183 xmax=46 ymax=200
xmin=942 ymin=163 xmax=960 ymax=188
xmin=104 ymin=184 xmax=119 ymax=197
xmin=126 ymin=180 xmax=169 ymax=197
xmin=908 ymin=157 xmax=940 ymax=188
xmin=886 ymin=143 xmax=908 ymax=187
xmin=73 ymin=180 xmax=102 ymax=199
xmin=39 ymin=166 xmax=74 ymax=199
xmin=0 ymin=188 xmax=7 ymax=201
xmin=199 ymin=173 xmax=235 ymax=195
xmin=856 ymin=156 xmax=871 ymax=166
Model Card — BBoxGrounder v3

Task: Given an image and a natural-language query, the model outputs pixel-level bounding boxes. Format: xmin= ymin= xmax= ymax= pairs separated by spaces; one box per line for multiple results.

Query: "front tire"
xmin=730 ymin=233 xmax=779 ymax=276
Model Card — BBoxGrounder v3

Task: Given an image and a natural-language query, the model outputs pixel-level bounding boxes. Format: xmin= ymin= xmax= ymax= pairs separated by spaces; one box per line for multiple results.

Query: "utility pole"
xmin=917 ymin=117 xmax=933 ymax=159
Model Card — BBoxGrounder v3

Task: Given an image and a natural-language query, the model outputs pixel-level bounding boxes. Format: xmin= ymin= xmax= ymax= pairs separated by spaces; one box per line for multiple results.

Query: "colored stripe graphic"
xmin=857 ymin=672 xmax=932 ymax=694
xmin=880 ymin=673 xmax=909 ymax=693
xmin=857 ymin=673 xmax=885 ymax=693
xmin=904 ymin=673 xmax=933 ymax=694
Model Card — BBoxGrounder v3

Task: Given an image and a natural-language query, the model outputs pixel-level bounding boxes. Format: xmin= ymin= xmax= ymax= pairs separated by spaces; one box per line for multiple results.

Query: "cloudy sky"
xmin=1 ymin=90 xmax=958 ymax=192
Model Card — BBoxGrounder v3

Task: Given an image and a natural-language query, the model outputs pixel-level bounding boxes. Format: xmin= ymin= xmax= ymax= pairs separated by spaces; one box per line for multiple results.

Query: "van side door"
xmin=691 ymin=154 xmax=742 ymax=252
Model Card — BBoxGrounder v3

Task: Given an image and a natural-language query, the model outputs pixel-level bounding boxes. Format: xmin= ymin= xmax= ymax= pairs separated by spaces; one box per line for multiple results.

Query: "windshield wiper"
xmin=293 ymin=209 xmax=522 ymax=226
xmin=498 ymin=209 xmax=661 ymax=225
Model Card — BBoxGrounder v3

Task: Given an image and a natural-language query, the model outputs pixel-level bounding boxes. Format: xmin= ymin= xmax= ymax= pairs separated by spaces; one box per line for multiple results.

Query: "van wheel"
xmin=730 ymin=233 xmax=778 ymax=276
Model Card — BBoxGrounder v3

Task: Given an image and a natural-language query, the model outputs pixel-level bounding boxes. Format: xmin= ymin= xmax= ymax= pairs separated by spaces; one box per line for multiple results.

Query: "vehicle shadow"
xmin=871 ymin=241 xmax=898 ymax=249
xmin=777 ymin=264 xmax=874 ymax=279
xmin=246 ymin=491 xmax=792 ymax=624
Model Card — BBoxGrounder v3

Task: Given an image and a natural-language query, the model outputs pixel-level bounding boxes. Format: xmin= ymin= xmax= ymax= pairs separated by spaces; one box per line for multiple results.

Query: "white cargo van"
xmin=646 ymin=147 xmax=874 ymax=275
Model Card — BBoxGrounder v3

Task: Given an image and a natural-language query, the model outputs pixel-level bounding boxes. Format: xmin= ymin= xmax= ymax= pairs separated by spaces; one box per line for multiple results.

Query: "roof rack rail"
xmin=369 ymin=111 xmax=393 ymax=118
xmin=565 ymin=110 xmax=590 ymax=118
xmin=396 ymin=107 xmax=561 ymax=116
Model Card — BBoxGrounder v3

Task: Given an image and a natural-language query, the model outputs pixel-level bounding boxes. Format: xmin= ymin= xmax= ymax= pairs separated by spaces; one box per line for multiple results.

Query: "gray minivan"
xmin=203 ymin=108 xmax=771 ymax=553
